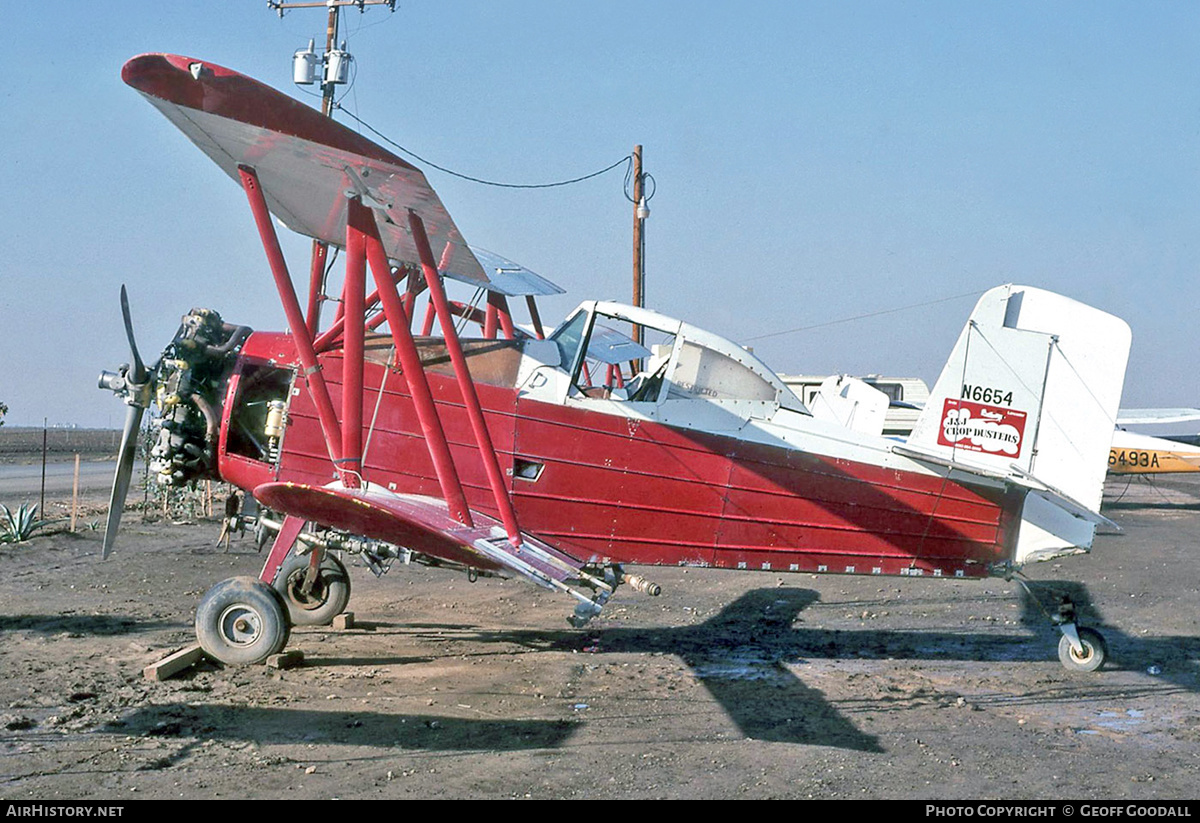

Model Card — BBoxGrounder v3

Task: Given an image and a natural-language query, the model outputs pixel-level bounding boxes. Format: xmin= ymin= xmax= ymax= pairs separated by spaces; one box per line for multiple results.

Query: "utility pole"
xmin=631 ymin=145 xmax=646 ymax=347
xmin=318 ymin=3 xmax=340 ymax=116
xmin=269 ymin=0 xmax=396 ymax=333
xmin=310 ymin=2 xmax=339 ymax=332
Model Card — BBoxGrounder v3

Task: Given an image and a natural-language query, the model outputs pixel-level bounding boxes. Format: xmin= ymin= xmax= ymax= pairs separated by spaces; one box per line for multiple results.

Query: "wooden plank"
xmin=267 ymin=649 xmax=305 ymax=670
xmin=143 ymin=645 xmax=205 ymax=681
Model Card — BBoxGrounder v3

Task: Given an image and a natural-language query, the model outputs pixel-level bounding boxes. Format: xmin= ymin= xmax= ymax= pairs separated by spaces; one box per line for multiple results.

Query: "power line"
xmin=744 ymin=289 xmax=986 ymax=342
xmin=334 ymin=104 xmax=632 ymax=189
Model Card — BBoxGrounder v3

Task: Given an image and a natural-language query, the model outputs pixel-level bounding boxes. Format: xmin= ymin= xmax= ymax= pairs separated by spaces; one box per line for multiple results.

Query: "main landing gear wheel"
xmin=196 ymin=576 xmax=290 ymax=665
xmin=1058 ymin=626 xmax=1108 ymax=673
xmin=271 ymin=552 xmax=351 ymax=626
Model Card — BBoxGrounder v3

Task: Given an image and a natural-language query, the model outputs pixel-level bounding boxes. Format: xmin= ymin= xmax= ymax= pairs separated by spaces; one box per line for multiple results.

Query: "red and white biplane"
xmin=101 ymin=53 xmax=1131 ymax=672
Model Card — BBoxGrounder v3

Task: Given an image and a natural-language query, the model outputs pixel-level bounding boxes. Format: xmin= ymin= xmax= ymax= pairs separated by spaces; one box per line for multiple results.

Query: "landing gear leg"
xmin=272 ymin=548 xmax=351 ymax=626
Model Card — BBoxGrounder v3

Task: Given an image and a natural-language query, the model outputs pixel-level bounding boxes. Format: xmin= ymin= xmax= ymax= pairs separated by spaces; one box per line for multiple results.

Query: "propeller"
xmin=120 ymin=284 xmax=148 ymax=386
xmin=99 ymin=285 xmax=156 ymax=559
xmin=103 ymin=405 xmax=144 ymax=559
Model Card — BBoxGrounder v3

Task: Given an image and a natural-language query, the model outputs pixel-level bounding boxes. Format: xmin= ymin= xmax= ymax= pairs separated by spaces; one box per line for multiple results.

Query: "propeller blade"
xmin=102 ymin=404 xmax=144 ymax=560
xmin=120 ymin=284 xmax=147 ymax=385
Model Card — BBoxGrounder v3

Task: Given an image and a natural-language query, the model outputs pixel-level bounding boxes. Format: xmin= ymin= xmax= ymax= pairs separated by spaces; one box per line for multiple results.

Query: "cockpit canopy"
xmin=548 ymin=302 xmax=802 ymax=415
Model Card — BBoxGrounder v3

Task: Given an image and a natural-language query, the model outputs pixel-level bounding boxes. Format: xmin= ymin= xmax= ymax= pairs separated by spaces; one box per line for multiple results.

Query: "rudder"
xmin=908 ymin=285 xmax=1131 ymax=563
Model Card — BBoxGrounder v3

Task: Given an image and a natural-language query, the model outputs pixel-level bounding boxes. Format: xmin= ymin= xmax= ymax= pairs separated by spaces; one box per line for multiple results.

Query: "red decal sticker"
xmin=937 ymin=399 xmax=1027 ymax=457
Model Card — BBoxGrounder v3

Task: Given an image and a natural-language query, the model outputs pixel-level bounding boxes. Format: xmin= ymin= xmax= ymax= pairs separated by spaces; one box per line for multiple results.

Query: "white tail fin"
xmin=908 ymin=285 xmax=1131 ymax=563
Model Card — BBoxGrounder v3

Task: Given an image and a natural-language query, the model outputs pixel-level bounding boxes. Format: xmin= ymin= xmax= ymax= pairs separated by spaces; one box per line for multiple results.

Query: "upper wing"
xmin=122 ymin=53 xmax=487 ymax=285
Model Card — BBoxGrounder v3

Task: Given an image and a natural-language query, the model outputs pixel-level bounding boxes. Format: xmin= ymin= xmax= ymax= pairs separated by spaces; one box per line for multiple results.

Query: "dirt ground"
xmin=2 ymin=475 xmax=1199 ymax=801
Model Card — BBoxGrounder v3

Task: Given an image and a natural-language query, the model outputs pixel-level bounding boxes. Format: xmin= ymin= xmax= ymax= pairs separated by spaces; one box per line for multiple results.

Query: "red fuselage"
xmin=216 ymin=330 xmax=1023 ymax=580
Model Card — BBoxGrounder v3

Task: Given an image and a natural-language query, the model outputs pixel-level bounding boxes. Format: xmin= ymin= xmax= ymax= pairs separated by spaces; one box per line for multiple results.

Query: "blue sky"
xmin=2 ymin=2 xmax=1198 ymax=427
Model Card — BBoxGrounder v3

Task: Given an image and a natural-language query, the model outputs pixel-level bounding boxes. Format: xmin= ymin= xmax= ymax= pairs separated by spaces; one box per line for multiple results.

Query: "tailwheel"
xmin=272 ymin=551 xmax=351 ymax=626
xmin=1057 ymin=626 xmax=1108 ymax=672
xmin=1017 ymin=582 xmax=1108 ymax=674
xmin=196 ymin=576 xmax=290 ymax=665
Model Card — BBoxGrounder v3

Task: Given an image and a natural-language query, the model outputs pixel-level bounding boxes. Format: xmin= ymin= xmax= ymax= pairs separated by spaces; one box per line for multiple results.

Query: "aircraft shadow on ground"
xmin=1102 ymin=476 xmax=1200 ymax=510
xmin=387 ymin=583 xmax=1200 ymax=752
xmin=1102 ymin=500 xmax=1200 ymax=511
xmin=105 ymin=705 xmax=578 ymax=753
xmin=0 ymin=614 xmax=182 ymax=635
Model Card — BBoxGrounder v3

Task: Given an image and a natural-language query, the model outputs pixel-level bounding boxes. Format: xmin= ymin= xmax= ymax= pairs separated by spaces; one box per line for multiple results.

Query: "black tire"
xmin=1058 ymin=627 xmax=1107 ymax=672
xmin=196 ymin=576 xmax=290 ymax=665
xmin=271 ymin=552 xmax=351 ymax=626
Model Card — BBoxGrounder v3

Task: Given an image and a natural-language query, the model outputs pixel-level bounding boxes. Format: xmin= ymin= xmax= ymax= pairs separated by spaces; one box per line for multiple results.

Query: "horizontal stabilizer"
xmin=891 ymin=443 xmax=1119 ymax=532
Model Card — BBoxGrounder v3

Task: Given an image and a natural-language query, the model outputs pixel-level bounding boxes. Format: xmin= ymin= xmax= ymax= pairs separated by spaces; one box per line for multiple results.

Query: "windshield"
xmin=549 ymin=309 xmax=590 ymax=373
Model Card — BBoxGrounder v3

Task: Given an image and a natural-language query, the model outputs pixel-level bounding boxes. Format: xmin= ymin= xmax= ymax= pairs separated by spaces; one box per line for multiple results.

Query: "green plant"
xmin=0 ymin=504 xmax=53 ymax=543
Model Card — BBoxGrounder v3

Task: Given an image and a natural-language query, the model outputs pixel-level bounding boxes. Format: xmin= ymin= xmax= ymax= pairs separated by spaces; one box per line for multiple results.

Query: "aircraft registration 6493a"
xmin=100 ymin=53 xmax=1131 ymax=674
